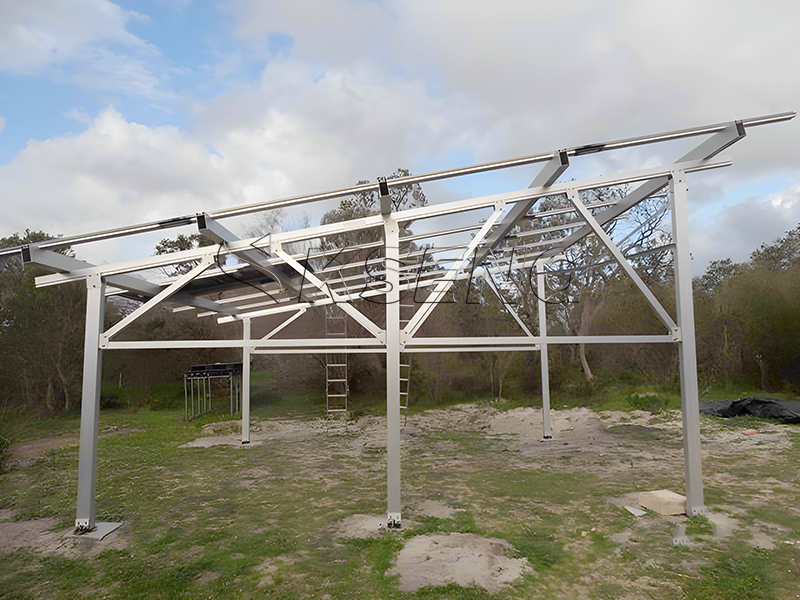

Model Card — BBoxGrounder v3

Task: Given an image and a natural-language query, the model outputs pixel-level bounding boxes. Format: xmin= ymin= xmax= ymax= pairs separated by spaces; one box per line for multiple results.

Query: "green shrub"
xmin=627 ymin=392 xmax=664 ymax=413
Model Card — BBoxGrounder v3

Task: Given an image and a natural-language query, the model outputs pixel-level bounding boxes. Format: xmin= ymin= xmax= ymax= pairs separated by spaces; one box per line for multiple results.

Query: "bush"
xmin=627 ymin=392 xmax=665 ymax=413
xmin=0 ymin=431 xmax=9 ymax=473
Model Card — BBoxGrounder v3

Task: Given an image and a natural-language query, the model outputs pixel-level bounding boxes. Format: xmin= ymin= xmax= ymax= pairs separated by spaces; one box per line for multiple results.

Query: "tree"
xmin=154 ymin=233 xmax=215 ymax=276
xmin=0 ymin=231 xmax=88 ymax=413
xmin=749 ymin=224 xmax=800 ymax=271
xmin=315 ymin=170 xmax=429 ymax=396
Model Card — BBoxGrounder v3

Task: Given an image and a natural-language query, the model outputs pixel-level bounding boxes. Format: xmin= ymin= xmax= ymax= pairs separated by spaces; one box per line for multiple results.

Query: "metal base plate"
xmin=67 ymin=521 xmax=123 ymax=540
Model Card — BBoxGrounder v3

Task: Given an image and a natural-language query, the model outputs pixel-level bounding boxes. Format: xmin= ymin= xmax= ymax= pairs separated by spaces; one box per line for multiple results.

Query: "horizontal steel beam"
xmin=23 ymin=246 xmax=237 ymax=315
xmin=104 ymin=337 xmax=385 ymax=350
xmin=2 ymin=111 xmax=792 ymax=259
xmin=406 ymin=335 xmax=676 ymax=346
xmin=103 ymin=334 xmax=677 ymax=352
xmin=34 ymin=156 xmax=733 ymax=289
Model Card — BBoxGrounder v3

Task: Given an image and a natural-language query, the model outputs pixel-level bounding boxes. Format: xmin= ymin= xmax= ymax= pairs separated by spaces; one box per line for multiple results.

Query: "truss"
xmin=7 ymin=111 xmax=794 ymax=533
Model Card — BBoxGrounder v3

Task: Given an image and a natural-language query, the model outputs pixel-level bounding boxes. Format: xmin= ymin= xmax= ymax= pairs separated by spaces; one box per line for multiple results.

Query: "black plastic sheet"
xmin=699 ymin=397 xmax=800 ymax=424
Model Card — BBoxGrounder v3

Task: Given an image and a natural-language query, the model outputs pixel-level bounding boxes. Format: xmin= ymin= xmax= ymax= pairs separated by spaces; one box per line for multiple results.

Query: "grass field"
xmin=0 ymin=379 xmax=798 ymax=599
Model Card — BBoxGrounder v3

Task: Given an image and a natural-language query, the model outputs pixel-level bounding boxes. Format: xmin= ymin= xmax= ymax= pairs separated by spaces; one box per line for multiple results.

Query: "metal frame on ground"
xmin=8 ymin=111 xmax=794 ymax=532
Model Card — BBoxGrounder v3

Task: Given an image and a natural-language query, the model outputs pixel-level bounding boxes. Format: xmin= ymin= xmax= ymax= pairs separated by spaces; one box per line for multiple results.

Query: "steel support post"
xmin=671 ymin=173 xmax=706 ymax=516
xmin=384 ymin=218 xmax=402 ymax=528
xmin=75 ymin=274 xmax=106 ymax=532
xmin=537 ymin=264 xmax=553 ymax=439
xmin=242 ymin=317 xmax=252 ymax=444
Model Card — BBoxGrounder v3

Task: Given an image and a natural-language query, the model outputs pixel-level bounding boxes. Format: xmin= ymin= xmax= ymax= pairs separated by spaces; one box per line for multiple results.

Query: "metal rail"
xmin=1 ymin=111 xmax=792 ymax=259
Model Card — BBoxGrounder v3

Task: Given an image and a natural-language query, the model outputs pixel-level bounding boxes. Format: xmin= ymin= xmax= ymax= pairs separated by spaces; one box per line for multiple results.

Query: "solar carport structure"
xmin=3 ymin=111 xmax=794 ymax=535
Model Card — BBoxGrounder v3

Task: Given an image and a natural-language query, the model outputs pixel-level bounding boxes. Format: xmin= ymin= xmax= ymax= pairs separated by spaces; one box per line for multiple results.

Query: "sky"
xmin=1 ymin=0 xmax=799 ymax=273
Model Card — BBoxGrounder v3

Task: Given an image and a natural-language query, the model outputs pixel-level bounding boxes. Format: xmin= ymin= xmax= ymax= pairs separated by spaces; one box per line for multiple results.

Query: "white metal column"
xmin=384 ymin=217 xmax=402 ymax=528
xmin=242 ymin=316 xmax=251 ymax=445
xmin=537 ymin=264 xmax=553 ymax=439
xmin=75 ymin=274 xmax=106 ymax=532
xmin=671 ymin=172 xmax=706 ymax=516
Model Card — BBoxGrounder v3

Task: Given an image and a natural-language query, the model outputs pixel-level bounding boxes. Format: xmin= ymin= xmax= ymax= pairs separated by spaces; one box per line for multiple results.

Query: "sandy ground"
xmin=6 ymin=426 xmax=140 ymax=469
xmin=4 ymin=403 xmax=796 ymax=594
xmin=0 ymin=510 xmax=132 ymax=558
xmin=388 ymin=533 xmax=529 ymax=593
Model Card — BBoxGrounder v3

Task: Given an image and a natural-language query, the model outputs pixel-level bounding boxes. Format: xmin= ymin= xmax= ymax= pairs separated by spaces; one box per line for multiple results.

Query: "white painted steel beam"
xmin=473 ymin=150 xmax=569 ymax=265
xmin=537 ymin=264 xmax=553 ymax=439
xmin=404 ymin=205 xmax=506 ymax=338
xmin=33 ymin=156 xmax=733 ymax=289
xmin=75 ymin=274 xmax=105 ymax=532
xmin=565 ymin=188 xmax=678 ymax=334
xmin=197 ymin=213 xmax=307 ymax=301
xmin=384 ymin=217 xmax=402 ymax=528
xmin=4 ymin=113 xmax=790 ymax=260
xmin=670 ymin=173 xmax=706 ymax=516
xmin=102 ymin=257 xmax=214 ymax=341
xmin=242 ymin=317 xmax=251 ymax=444
xmin=261 ymin=308 xmax=307 ymax=340
xmin=482 ymin=272 xmax=534 ymax=338
xmin=273 ymin=247 xmax=384 ymax=339
xmin=541 ymin=122 xmax=746 ymax=260
xmin=25 ymin=246 xmax=237 ymax=315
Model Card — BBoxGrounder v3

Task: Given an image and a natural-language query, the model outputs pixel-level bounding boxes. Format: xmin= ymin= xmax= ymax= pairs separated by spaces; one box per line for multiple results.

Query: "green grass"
xmin=681 ymin=546 xmax=775 ymax=600
xmin=1 ymin=376 xmax=798 ymax=599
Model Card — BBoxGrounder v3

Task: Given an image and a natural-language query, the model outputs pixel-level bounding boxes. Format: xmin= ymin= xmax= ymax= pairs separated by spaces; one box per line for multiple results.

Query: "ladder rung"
xmin=327 ymin=364 xmax=347 ymax=368
xmin=327 ymin=393 xmax=348 ymax=397
xmin=327 ymin=408 xmax=348 ymax=413
xmin=327 ymin=379 xmax=348 ymax=383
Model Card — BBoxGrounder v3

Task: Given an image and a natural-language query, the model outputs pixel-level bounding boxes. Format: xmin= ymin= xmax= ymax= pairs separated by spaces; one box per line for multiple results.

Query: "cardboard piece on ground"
xmin=639 ymin=490 xmax=686 ymax=516
xmin=624 ymin=505 xmax=646 ymax=517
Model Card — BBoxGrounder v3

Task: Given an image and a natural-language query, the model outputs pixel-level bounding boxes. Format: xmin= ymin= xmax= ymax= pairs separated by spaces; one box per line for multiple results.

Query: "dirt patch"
xmin=0 ymin=513 xmax=132 ymax=558
xmin=257 ymin=554 xmax=302 ymax=586
xmin=6 ymin=435 xmax=79 ymax=469
xmin=180 ymin=435 xmax=264 ymax=448
xmin=388 ymin=533 xmax=529 ymax=593
xmin=332 ymin=514 xmax=387 ymax=539
xmin=0 ymin=516 xmax=61 ymax=554
xmin=415 ymin=500 xmax=461 ymax=519
xmin=6 ymin=427 xmax=140 ymax=469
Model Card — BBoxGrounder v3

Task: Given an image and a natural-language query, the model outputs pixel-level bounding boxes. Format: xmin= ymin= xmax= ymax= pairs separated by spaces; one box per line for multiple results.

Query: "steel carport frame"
xmin=7 ymin=111 xmax=794 ymax=533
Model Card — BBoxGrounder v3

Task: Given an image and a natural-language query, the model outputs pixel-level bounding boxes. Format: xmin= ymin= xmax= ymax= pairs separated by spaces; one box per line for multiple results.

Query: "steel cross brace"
xmin=404 ymin=204 xmax=506 ymax=339
xmin=23 ymin=246 xmax=236 ymax=315
xmin=473 ymin=150 xmax=569 ymax=265
xmin=565 ymin=188 xmax=678 ymax=335
xmin=481 ymin=271 xmax=535 ymax=338
xmin=273 ymin=247 xmax=384 ymax=340
xmin=102 ymin=256 xmax=215 ymax=342
xmin=541 ymin=121 xmax=745 ymax=260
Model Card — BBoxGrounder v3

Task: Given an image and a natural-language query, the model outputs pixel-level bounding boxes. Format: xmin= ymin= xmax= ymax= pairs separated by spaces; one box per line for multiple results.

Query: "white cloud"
xmin=0 ymin=1 xmax=167 ymax=98
xmin=62 ymin=109 xmax=92 ymax=124
xmin=221 ymin=0 xmax=800 ymax=256
xmin=0 ymin=116 xmax=5 ymax=133
xmin=0 ymin=108 xmax=230 ymax=241
xmin=224 ymin=0 xmax=800 ymax=172
xmin=195 ymin=58 xmax=479 ymax=198
xmin=2 ymin=0 xmax=799 ymax=269
xmin=691 ymin=183 xmax=800 ymax=271
xmin=0 ymin=0 xmax=151 ymax=72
